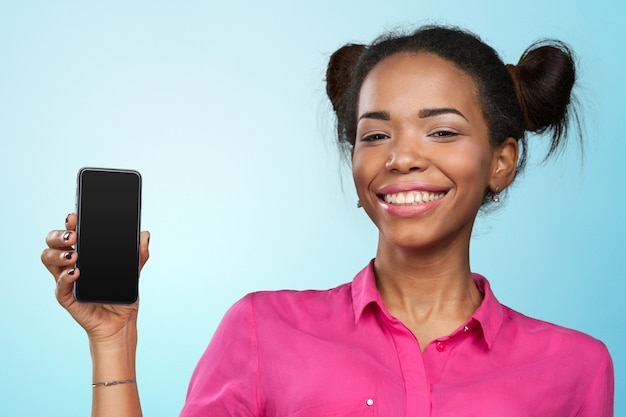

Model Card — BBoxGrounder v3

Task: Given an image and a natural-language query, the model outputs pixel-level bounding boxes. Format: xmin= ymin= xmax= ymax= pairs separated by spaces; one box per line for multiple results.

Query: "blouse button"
xmin=366 ymin=399 xmax=374 ymax=406
xmin=436 ymin=341 xmax=446 ymax=352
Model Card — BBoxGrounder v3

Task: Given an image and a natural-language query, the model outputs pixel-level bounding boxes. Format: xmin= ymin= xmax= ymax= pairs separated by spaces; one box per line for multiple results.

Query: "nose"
xmin=385 ymin=134 xmax=427 ymax=173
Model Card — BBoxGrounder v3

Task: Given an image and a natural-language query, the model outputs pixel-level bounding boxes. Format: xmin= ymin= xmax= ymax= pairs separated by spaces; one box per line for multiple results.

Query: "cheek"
xmin=351 ymin=155 xmax=368 ymax=195
xmin=441 ymin=143 xmax=494 ymax=188
xmin=351 ymin=148 xmax=389 ymax=209
xmin=351 ymin=149 xmax=372 ymax=187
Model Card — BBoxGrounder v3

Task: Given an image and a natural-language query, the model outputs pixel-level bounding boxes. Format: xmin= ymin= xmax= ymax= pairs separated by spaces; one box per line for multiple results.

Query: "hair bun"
xmin=326 ymin=44 xmax=366 ymax=112
xmin=508 ymin=40 xmax=577 ymax=154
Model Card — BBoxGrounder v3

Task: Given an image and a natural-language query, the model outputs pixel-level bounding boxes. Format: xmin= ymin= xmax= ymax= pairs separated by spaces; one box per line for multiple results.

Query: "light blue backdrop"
xmin=1 ymin=0 xmax=623 ymax=415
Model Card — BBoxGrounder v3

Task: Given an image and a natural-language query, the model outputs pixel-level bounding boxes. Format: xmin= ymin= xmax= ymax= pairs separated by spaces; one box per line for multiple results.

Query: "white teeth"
xmin=383 ymin=191 xmax=444 ymax=205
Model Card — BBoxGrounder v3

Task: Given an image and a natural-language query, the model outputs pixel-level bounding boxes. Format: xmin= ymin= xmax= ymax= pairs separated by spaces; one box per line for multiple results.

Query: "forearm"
xmin=90 ymin=327 xmax=142 ymax=417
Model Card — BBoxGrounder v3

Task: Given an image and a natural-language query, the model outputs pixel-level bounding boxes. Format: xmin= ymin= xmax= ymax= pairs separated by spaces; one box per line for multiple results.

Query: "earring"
xmin=357 ymin=200 xmax=363 ymax=208
xmin=492 ymin=187 xmax=501 ymax=203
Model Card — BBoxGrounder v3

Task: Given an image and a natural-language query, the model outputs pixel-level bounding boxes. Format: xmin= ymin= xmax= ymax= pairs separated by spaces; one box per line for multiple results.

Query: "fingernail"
xmin=65 ymin=214 xmax=70 ymax=224
xmin=64 ymin=251 xmax=73 ymax=260
xmin=68 ymin=269 xmax=75 ymax=276
xmin=62 ymin=231 xmax=71 ymax=241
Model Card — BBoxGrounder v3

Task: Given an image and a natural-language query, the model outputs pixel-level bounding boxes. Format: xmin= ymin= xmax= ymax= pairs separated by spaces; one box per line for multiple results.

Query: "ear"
xmin=489 ymin=137 xmax=518 ymax=192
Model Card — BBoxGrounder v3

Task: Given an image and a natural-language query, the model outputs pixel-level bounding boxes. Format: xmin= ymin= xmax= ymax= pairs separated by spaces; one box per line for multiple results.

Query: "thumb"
xmin=139 ymin=231 xmax=150 ymax=271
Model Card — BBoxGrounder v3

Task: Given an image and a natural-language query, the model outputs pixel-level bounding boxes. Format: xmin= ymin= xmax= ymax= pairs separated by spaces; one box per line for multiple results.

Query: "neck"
xmin=374 ymin=235 xmax=482 ymax=350
xmin=375 ymin=231 xmax=474 ymax=298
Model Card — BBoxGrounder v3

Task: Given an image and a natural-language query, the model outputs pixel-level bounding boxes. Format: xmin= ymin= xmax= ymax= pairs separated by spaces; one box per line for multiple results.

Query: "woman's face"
xmin=352 ymin=52 xmax=506 ymax=251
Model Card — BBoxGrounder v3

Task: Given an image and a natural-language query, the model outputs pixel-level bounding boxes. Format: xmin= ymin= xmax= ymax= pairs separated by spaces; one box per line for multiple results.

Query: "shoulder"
xmin=224 ymin=282 xmax=355 ymax=326
xmin=495 ymin=306 xmax=614 ymax=413
xmin=200 ymin=282 xmax=355 ymax=370
xmin=500 ymin=304 xmax=612 ymax=365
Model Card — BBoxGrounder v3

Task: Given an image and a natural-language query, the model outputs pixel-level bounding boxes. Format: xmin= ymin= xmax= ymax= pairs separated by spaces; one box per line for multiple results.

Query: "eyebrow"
xmin=418 ymin=107 xmax=468 ymax=121
xmin=358 ymin=111 xmax=390 ymax=121
xmin=358 ymin=108 xmax=468 ymax=122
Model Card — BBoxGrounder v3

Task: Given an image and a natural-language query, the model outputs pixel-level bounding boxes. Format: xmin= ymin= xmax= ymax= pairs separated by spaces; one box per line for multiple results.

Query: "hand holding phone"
xmin=75 ymin=167 xmax=142 ymax=304
xmin=42 ymin=212 xmax=150 ymax=341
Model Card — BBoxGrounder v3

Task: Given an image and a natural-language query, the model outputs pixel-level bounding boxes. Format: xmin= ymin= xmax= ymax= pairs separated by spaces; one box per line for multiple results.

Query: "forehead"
xmin=358 ymin=52 xmax=480 ymax=113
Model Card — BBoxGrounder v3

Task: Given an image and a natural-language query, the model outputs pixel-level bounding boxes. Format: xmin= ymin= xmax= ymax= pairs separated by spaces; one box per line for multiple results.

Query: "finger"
xmin=65 ymin=213 xmax=77 ymax=230
xmin=41 ymin=248 xmax=76 ymax=278
xmin=45 ymin=229 xmax=76 ymax=250
xmin=55 ymin=267 xmax=80 ymax=305
xmin=139 ymin=231 xmax=150 ymax=270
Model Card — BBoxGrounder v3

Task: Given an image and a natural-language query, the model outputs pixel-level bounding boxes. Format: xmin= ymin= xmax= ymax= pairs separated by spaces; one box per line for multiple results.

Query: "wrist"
xmin=89 ymin=328 xmax=138 ymax=382
xmin=89 ymin=323 xmax=138 ymax=353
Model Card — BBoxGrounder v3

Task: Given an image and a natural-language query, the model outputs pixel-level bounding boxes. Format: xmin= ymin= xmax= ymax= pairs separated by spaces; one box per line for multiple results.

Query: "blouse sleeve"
xmin=180 ymin=294 xmax=261 ymax=417
xmin=576 ymin=343 xmax=614 ymax=417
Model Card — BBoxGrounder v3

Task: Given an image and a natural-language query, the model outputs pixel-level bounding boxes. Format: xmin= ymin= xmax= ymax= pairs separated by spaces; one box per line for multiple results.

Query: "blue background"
xmin=1 ymin=0 xmax=623 ymax=415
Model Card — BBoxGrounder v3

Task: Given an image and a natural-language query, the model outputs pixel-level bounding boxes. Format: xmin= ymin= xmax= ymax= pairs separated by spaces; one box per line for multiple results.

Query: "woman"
xmin=42 ymin=25 xmax=613 ymax=416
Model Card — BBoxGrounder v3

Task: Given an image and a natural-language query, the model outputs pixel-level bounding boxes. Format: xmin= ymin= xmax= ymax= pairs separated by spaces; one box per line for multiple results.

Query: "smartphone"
xmin=74 ymin=167 xmax=142 ymax=304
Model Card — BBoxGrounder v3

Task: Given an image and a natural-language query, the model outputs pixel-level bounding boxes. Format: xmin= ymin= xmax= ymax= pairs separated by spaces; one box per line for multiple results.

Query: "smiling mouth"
xmin=380 ymin=191 xmax=446 ymax=205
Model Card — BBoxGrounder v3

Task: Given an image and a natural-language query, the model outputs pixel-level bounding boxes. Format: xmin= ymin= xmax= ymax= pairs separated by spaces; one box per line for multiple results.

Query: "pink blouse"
xmin=180 ymin=260 xmax=614 ymax=416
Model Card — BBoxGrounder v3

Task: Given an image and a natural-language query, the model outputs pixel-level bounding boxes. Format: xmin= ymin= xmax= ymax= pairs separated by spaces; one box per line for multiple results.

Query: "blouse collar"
xmin=351 ymin=259 xmax=504 ymax=349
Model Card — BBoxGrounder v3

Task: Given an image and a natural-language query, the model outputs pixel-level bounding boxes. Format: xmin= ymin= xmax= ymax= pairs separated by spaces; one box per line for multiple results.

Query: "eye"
xmin=361 ymin=133 xmax=390 ymax=142
xmin=428 ymin=130 xmax=459 ymax=141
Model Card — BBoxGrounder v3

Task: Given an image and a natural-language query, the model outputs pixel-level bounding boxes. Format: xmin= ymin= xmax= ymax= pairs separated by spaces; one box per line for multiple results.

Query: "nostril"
xmin=385 ymin=147 xmax=427 ymax=173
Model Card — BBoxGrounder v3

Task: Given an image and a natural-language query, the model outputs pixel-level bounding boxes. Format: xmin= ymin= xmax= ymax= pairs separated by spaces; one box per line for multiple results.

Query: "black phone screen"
xmin=75 ymin=168 xmax=142 ymax=304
